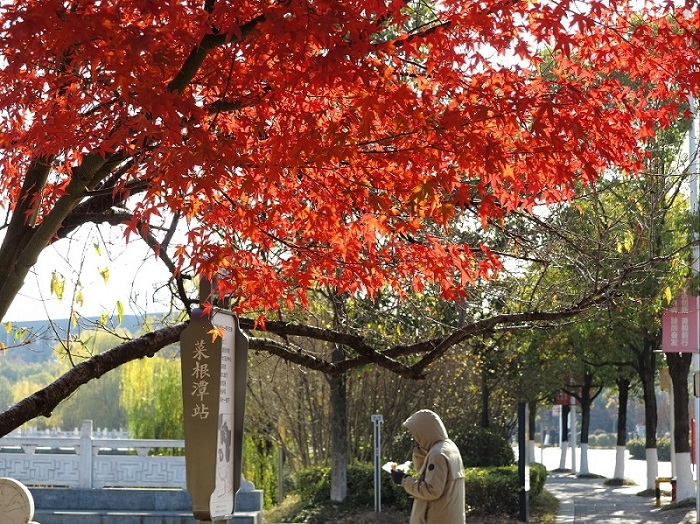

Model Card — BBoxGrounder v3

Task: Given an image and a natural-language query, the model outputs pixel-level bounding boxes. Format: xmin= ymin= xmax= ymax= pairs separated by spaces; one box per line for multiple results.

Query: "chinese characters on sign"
xmin=662 ymin=292 xmax=700 ymax=353
xmin=191 ymin=338 xmax=211 ymax=419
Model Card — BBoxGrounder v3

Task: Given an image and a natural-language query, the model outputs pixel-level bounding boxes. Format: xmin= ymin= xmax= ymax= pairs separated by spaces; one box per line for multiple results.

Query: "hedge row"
xmin=464 ymin=462 xmax=547 ymax=517
xmin=587 ymin=433 xmax=617 ymax=448
xmin=293 ymin=461 xmax=547 ymax=518
xmin=294 ymin=461 xmax=412 ymax=511
xmin=626 ymin=437 xmax=671 ymax=461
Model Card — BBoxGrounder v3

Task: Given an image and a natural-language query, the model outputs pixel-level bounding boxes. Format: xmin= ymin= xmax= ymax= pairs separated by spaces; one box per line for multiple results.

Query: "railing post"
xmin=78 ymin=419 xmax=94 ymax=489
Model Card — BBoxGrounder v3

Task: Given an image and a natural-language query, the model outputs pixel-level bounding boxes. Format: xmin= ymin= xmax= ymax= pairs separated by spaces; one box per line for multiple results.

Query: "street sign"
xmin=553 ymin=389 xmax=580 ymax=407
xmin=662 ymin=292 xmax=700 ymax=353
xmin=180 ymin=308 xmax=249 ymax=521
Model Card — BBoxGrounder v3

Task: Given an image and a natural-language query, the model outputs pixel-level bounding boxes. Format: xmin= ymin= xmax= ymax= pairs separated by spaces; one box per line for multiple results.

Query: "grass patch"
xmin=604 ymin=478 xmax=637 ymax=487
xmin=529 ymin=489 xmax=560 ymax=524
xmin=264 ymin=493 xmax=303 ymax=523
xmin=660 ymin=497 xmax=695 ymax=511
xmin=636 ymin=488 xmax=658 ymax=497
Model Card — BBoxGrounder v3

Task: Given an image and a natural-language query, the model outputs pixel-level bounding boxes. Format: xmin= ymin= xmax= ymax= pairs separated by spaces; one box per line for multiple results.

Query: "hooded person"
xmin=391 ymin=409 xmax=465 ymax=524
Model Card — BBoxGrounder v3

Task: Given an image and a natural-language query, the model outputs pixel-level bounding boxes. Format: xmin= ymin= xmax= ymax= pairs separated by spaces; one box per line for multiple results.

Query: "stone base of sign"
xmin=31 ymin=482 xmax=263 ymax=524
xmin=235 ymin=476 xmax=263 ymax=514
xmin=33 ymin=511 xmax=260 ymax=524
xmin=0 ymin=477 xmax=40 ymax=524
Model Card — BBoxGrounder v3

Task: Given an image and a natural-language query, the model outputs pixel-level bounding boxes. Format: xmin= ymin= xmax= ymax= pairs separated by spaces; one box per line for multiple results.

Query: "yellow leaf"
xmin=4 ymin=322 xmax=11 ymax=334
xmin=75 ymin=290 xmax=84 ymax=307
xmin=117 ymin=301 xmax=124 ymax=324
xmin=99 ymin=267 xmax=110 ymax=284
xmin=665 ymin=287 xmax=672 ymax=305
xmin=51 ymin=271 xmax=65 ymax=299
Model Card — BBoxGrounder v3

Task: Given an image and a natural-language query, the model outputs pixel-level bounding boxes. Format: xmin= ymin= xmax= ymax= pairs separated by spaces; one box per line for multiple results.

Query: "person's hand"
xmin=391 ymin=469 xmax=406 ymax=485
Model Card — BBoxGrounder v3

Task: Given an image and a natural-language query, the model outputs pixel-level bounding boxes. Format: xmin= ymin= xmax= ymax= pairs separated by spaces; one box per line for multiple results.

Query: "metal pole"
xmin=278 ymin=446 xmax=284 ymax=504
xmin=689 ymin=93 xmax=700 ymax=524
xmin=570 ymin=391 xmax=577 ymax=474
xmin=372 ymin=414 xmax=383 ymax=512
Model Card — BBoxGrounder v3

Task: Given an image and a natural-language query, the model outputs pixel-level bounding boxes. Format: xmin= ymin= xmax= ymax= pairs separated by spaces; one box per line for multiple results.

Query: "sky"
xmin=4 ymin=224 xmax=169 ymax=323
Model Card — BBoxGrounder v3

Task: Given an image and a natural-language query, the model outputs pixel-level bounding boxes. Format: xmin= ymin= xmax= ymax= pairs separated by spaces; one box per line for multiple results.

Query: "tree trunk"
xmin=328 ymin=371 xmax=348 ymax=502
xmin=559 ymin=404 xmax=570 ymax=470
xmin=613 ymin=377 xmax=630 ymax=480
xmin=528 ymin=400 xmax=537 ymax=464
xmin=575 ymin=371 xmax=603 ymax=476
xmin=666 ymin=353 xmax=693 ymax=500
xmin=328 ymin=291 xmax=349 ymax=502
xmin=578 ymin=377 xmax=591 ymax=475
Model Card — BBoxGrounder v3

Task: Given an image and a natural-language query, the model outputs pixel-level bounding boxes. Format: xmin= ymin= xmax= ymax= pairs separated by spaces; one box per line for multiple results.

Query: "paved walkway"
xmin=545 ymin=470 xmax=695 ymax=524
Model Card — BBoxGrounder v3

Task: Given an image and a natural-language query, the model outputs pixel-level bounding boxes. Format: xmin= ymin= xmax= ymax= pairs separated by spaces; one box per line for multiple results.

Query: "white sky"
xmin=3 ymin=225 xmax=169 ymax=323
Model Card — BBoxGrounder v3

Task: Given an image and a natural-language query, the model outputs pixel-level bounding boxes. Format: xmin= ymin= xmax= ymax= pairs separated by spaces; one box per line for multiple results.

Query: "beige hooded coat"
xmin=400 ymin=410 xmax=465 ymax=524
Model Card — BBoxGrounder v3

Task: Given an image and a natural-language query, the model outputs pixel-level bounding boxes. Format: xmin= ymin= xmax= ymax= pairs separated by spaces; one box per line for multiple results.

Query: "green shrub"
xmin=292 ymin=461 xmax=410 ymax=510
xmin=464 ymin=463 xmax=547 ymax=517
xmin=588 ymin=433 xmax=616 ymax=448
xmin=294 ymin=466 xmax=330 ymax=504
xmin=347 ymin=461 xmax=412 ymax=510
xmin=243 ymin=434 xmax=278 ymax=509
xmin=626 ymin=438 xmax=644 ymax=460
xmin=452 ymin=426 xmax=515 ymax=467
xmin=464 ymin=466 xmax=519 ymax=515
xmin=293 ymin=461 xmax=546 ymax=517
xmin=627 ymin=437 xmax=670 ymax=461
xmin=529 ymin=462 xmax=547 ymax=498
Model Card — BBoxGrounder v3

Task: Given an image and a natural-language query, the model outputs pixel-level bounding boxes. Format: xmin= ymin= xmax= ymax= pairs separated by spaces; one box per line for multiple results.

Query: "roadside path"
xmin=536 ymin=447 xmax=696 ymax=524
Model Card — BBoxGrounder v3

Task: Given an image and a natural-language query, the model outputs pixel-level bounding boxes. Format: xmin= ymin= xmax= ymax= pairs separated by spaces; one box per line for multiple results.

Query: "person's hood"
xmin=404 ymin=409 xmax=449 ymax=450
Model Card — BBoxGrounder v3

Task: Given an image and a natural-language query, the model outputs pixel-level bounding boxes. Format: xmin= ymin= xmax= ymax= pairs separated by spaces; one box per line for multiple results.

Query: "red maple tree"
xmin=0 ymin=0 xmax=698 ymax=433
xmin=1 ymin=0 xmax=698 ymax=317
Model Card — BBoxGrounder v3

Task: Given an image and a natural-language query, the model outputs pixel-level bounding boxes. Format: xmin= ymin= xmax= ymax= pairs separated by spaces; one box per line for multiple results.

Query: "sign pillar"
xmin=181 ymin=308 xmax=249 ymax=523
xmin=372 ymin=414 xmax=383 ymax=513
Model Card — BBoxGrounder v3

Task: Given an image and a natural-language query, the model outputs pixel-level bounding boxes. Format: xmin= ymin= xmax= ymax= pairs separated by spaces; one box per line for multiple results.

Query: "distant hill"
xmin=0 ymin=315 xmax=164 ymax=364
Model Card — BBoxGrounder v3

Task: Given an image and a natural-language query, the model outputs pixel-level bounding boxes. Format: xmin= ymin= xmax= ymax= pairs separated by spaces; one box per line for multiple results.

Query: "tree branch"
xmin=167 ymin=15 xmax=265 ymax=94
xmin=0 ymin=324 xmax=186 ymax=437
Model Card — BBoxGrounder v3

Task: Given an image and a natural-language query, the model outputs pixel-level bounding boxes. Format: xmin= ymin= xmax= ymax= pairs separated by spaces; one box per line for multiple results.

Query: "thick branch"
xmin=167 ymin=15 xmax=265 ymax=94
xmin=56 ymin=168 xmax=148 ymax=240
xmin=0 ymin=323 xmax=186 ymax=437
xmin=240 ymin=291 xmax=611 ymax=379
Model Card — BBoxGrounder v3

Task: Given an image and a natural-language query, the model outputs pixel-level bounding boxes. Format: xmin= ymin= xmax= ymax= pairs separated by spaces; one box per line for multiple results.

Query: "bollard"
xmin=655 ymin=477 xmax=677 ymax=506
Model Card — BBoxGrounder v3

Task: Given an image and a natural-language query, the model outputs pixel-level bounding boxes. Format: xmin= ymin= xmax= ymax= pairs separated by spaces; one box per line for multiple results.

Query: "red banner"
xmin=662 ymin=292 xmax=700 ymax=353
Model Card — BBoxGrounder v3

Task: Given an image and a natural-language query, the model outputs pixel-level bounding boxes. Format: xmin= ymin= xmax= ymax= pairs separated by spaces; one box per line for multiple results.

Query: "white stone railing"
xmin=0 ymin=420 xmax=186 ymax=489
